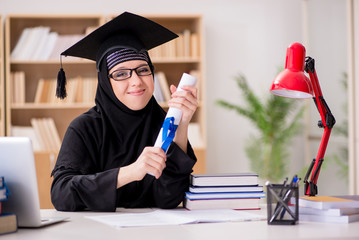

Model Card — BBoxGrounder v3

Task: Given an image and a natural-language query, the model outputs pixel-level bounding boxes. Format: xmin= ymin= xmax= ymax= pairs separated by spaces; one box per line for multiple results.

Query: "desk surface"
xmin=2 ymin=208 xmax=359 ymax=240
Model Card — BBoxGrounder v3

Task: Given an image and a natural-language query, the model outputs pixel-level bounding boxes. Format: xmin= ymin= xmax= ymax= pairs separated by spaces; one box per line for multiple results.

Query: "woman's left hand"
xmin=168 ymin=84 xmax=198 ymax=126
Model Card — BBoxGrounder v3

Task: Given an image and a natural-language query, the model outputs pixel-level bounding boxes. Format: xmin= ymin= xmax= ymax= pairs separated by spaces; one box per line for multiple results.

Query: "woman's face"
xmin=108 ymin=60 xmax=154 ymax=110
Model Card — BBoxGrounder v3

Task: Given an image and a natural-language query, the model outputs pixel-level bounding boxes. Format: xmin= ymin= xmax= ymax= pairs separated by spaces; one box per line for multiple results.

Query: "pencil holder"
xmin=266 ymin=183 xmax=299 ymax=225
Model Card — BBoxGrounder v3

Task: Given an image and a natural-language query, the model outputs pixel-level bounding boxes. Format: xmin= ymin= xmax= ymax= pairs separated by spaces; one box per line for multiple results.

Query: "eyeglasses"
xmin=108 ymin=65 xmax=152 ymax=81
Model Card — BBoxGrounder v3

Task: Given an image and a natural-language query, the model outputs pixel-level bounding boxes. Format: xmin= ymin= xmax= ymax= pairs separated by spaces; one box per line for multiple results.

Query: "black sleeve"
xmin=151 ymin=142 xmax=197 ymax=208
xmin=51 ymin=126 xmax=118 ymax=212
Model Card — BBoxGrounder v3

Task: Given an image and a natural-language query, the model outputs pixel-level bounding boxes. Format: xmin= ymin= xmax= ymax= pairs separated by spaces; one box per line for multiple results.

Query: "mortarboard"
xmin=56 ymin=11 xmax=178 ymax=99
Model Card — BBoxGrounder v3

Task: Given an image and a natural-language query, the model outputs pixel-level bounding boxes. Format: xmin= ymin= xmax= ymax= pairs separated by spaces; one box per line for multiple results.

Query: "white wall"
xmin=304 ymin=0 xmax=348 ymax=195
xmin=0 ymin=0 xmax=349 ymax=195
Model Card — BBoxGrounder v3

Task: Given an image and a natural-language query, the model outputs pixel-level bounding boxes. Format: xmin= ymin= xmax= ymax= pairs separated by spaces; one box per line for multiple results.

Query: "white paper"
xmin=85 ymin=209 xmax=266 ymax=228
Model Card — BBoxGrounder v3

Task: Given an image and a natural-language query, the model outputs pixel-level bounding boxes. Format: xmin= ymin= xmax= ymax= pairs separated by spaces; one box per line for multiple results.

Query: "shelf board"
xmin=10 ymin=57 xmax=200 ymax=65
xmin=152 ymin=57 xmax=201 ymax=63
xmin=12 ymin=102 xmax=202 ymax=109
xmin=158 ymin=101 xmax=203 ymax=109
xmin=10 ymin=59 xmax=93 ymax=65
xmin=11 ymin=102 xmax=94 ymax=109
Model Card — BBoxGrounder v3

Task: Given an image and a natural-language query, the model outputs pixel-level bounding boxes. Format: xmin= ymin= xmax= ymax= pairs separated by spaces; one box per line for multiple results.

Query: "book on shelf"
xmin=184 ymin=197 xmax=261 ymax=210
xmin=31 ymin=118 xmax=61 ymax=151
xmin=149 ymin=29 xmax=199 ymax=59
xmin=299 ymin=195 xmax=359 ymax=210
xmin=34 ymin=77 xmax=96 ymax=104
xmin=153 ymin=74 xmax=165 ymax=102
xmin=48 ymin=34 xmax=84 ymax=61
xmin=183 ymin=29 xmax=191 ymax=58
xmin=11 ymin=26 xmax=96 ymax=61
xmin=11 ymin=126 xmax=41 ymax=151
xmin=0 ymin=213 xmax=17 ymax=235
xmin=34 ymin=78 xmax=64 ymax=104
xmin=156 ymin=72 xmax=171 ymax=101
xmin=11 ymin=26 xmax=49 ymax=60
xmin=11 ymin=118 xmax=61 ymax=151
xmin=185 ymin=191 xmax=265 ymax=200
xmin=153 ymin=71 xmax=171 ymax=104
xmin=190 ymin=33 xmax=200 ymax=58
xmin=153 ymin=71 xmax=201 ymax=105
xmin=10 ymin=71 xmax=25 ymax=104
xmin=190 ymin=173 xmax=259 ymax=187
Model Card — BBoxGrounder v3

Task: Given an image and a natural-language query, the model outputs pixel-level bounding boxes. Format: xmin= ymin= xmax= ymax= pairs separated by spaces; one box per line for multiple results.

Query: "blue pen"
xmin=272 ymin=177 xmax=288 ymax=215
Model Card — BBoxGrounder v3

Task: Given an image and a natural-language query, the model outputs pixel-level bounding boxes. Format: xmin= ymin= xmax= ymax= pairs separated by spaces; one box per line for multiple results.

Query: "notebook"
xmin=0 ymin=137 xmax=68 ymax=227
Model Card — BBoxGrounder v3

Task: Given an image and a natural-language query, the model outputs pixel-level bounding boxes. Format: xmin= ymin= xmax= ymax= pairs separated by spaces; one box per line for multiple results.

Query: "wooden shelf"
xmin=0 ymin=15 xmax=4 ymax=136
xmin=11 ymin=103 xmax=94 ymax=109
xmin=145 ymin=14 xmax=206 ymax=172
xmin=10 ymin=57 xmax=201 ymax=65
xmin=5 ymin=14 xmax=104 ymax=137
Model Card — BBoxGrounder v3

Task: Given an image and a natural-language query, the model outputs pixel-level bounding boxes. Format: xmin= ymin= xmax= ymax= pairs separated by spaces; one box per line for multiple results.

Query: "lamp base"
xmin=303 ymin=158 xmax=324 ymax=196
xmin=304 ymin=181 xmax=318 ymax=196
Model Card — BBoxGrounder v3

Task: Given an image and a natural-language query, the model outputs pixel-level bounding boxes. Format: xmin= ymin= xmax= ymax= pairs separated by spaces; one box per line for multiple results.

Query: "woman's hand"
xmin=168 ymin=84 xmax=198 ymax=126
xmin=117 ymin=147 xmax=166 ymax=188
xmin=167 ymin=84 xmax=198 ymax=153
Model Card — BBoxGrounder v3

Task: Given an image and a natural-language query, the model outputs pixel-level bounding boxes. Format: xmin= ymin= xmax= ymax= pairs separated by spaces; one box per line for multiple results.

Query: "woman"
xmin=51 ymin=12 xmax=197 ymax=211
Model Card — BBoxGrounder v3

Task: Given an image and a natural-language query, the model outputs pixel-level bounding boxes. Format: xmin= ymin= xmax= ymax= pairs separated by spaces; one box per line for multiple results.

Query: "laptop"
xmin=0 ymin=137 xmax=68 ymax=227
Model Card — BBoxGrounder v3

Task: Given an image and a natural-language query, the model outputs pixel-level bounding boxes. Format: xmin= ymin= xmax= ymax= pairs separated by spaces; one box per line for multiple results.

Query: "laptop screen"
xmin=0 ymin=137 xmax=42 ymax=227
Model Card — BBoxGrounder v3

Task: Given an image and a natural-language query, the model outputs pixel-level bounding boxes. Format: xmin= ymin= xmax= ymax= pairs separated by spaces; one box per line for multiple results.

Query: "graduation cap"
xmin=56 ymin=11 xmax=178 ymax=99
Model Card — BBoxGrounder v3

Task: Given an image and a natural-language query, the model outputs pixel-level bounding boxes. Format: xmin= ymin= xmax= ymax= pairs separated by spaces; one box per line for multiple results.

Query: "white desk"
xmin=2 ymin=208 xmax=359 ymax=240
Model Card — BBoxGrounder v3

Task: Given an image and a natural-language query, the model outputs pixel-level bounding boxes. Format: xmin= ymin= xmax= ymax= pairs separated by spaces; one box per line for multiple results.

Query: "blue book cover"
xmin=185 ymin=191 xmax=265 ymax=200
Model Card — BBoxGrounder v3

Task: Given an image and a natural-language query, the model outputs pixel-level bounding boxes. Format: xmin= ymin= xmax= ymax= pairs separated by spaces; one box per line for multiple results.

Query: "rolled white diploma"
xmin=154 ymin=73 xmax=197 ymax=152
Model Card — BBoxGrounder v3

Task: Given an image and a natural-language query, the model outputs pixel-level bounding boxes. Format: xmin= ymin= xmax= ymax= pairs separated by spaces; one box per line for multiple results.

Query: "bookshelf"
xmin=5 ymin=14 xmax=104 ymax=142
xmin=144 ymin=14 xmax=207 ymax=174
xmin=5 ymin=14 xmax=104 ymax=208
xmin=0 ymin=15 xmax=4 ymax=136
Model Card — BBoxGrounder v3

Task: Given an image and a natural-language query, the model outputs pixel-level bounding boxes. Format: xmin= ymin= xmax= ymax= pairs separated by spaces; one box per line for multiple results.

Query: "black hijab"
xmin=93 ymin=50 xmax=166 ymax=171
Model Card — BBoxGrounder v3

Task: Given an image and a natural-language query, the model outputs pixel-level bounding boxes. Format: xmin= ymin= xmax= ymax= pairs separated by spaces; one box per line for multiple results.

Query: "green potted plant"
xmin=216 ymin=73 xmax=305 ymax=182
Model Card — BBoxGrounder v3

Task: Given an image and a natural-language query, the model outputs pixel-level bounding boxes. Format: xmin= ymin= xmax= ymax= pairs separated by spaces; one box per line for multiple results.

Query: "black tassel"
xmin=56 ymin=67 xmax=67 ymax=99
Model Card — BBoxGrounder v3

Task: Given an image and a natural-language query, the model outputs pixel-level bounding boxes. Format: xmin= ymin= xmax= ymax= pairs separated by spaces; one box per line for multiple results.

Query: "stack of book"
xmin=10 ymin=72 xmax=97 ymax=105
xmin=153 ymin=70 xmax=201 ymax=105
xmin=10 ymin=26 xmax=95 ymax=61
xmin=149 ymin=29 xmax=199 ymax=59
xmin=183 ymin=173 xmax=265 ymax=210
xmin=153 ymin=71 xmax=171 ymax=103
xmin=0 ymin=177 xmax=18 ymax=235
xmin=34 ymin=77 xmax=97 ymax=104
xmin=297 ymin=195 xmax=359 ymax=223
xmin=11 ymin=118 xmax=61 ymax=152
xmin=10 ymin=71 xmax=26 ymax=104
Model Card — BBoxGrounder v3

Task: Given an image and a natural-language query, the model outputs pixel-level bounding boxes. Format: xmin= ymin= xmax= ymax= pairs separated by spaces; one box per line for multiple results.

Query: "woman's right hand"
xmin=117 ymin=147 xmax=166 ymax=188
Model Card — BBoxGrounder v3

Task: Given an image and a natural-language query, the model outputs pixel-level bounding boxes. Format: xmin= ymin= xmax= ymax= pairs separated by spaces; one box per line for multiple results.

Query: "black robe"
xmin=50 ymin=57 xmax=196 ymax=212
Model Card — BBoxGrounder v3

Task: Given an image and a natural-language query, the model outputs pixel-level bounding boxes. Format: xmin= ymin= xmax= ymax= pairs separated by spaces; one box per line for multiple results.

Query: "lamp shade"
xmin=270 ymin=43 xmax=313 ymax=99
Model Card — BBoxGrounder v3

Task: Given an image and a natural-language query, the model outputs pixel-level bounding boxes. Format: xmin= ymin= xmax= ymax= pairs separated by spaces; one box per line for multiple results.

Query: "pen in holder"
xmin=266 ymin=177 xmax=299 ymax=225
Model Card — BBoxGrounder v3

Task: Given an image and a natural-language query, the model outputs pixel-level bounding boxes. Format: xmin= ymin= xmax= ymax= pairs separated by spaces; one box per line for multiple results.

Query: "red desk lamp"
xmin=270 ymin=42 xmax=336 ymax=196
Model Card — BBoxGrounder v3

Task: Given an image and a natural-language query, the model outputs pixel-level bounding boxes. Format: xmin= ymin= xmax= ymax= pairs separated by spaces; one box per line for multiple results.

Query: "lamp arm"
xmin=303 ymin=57 xmax=336 ymax=196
